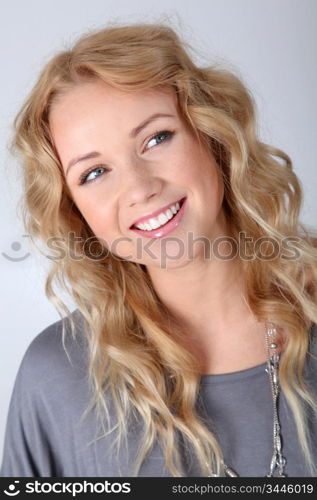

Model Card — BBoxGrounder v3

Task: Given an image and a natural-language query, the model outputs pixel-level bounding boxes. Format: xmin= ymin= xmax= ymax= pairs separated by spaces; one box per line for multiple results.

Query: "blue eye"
xmin=78 ymin=130 xmax=174 ymax=186
xmin=79 ymin=166 xmax=107 ymax=185
xmin=146 ymin=130 xmax=174 ymax=150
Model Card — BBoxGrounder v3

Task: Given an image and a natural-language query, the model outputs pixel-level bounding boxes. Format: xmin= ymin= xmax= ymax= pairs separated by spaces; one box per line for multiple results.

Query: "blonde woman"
xmin=1 ymin=23 xmax=317 ymax=478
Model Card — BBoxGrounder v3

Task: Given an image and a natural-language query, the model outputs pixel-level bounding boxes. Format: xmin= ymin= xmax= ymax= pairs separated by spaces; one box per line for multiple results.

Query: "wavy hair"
xmin=12 ymin=22 xmax=317 ymax=476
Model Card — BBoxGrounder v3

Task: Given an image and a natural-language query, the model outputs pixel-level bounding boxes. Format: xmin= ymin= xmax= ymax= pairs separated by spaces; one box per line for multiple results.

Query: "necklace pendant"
xmin=277 ymin=455 xmax=287 ymax=477
xmin=224 ymin=465 xmax=239 ymax=477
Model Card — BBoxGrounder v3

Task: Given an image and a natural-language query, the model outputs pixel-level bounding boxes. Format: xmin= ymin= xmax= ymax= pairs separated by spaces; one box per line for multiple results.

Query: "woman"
xmin=1 ymin=22 xmax=317 ymax=478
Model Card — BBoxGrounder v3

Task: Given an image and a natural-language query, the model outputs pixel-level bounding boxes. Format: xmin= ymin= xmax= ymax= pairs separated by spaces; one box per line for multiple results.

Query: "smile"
xmin=134 ymin=201 xmax=181 ymax=230
xmin=130 ymin=197 xmax=186 ymax=239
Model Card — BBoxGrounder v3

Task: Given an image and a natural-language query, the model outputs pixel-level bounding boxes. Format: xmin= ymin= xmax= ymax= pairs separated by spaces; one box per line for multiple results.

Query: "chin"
xmin=146 ymin=255 xmax=198 ymax=271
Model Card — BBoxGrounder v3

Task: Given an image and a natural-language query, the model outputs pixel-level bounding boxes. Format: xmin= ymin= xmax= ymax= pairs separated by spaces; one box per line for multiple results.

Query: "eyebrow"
xmin=65 ymin=112 xmax=175 ymax=176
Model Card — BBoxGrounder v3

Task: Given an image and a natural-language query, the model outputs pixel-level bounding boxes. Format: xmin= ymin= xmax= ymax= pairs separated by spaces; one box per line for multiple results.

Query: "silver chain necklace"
xmin=207 ymin=321 xmax=287 ymax=477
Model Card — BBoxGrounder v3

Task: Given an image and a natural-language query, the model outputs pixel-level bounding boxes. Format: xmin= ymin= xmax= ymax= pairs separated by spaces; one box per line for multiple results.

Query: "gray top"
xmin=1 ymin=309 xmax=317 ymax=477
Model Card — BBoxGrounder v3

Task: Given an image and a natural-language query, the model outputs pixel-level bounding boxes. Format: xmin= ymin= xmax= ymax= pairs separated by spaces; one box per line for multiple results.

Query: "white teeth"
xmin=166 ymin=209 xmax=173 ymax=220
xmin=158 ymin=213 xmax=169 ymax=225
xmin=134 ymin=200 xmax=182 ymax=231
xmin=149 ymin=218 xmax=161 ymax=229
xmin=171 ymin=205 xmax=177 ymax=215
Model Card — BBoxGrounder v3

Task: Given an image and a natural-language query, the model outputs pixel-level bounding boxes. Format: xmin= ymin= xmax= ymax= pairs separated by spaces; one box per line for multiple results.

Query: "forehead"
xmin=49 ymin=80 xmax=179 ymax=129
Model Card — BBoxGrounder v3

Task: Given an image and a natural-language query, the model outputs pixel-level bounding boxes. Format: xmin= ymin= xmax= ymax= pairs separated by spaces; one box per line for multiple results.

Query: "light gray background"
xmin=1 ymin=0 xmax=316 ymax=463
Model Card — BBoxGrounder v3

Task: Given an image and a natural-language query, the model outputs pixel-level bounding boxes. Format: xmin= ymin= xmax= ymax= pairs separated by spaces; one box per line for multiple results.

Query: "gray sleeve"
xmin=0 ymin=353 xmax=57 ymax=477
xmin=0 ymin=312 xmax=89 ymax=478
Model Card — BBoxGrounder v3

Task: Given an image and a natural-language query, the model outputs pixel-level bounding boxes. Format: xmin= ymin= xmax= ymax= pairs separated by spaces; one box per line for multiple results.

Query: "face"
xmin=49 ymin=79 xmax=226 ymax=269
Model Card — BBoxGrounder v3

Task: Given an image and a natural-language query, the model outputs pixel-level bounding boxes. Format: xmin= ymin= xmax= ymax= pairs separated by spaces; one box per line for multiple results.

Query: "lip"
xmin=130 ymin=197 xmax=185 ymax=229
xmin=130 ymin=197 xmax=187 ymax=239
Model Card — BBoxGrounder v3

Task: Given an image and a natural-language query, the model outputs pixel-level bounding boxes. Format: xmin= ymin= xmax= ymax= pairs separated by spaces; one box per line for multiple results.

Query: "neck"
xmin=146 ymin=247 xmax=268 ymax=375
xmin=148 ymin=245 xmax=251 ymax=330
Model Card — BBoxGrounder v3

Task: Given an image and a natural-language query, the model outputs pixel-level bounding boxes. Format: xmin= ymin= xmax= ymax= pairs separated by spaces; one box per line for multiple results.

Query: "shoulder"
xmin=17 ymin=309 xmax=89 ymax=389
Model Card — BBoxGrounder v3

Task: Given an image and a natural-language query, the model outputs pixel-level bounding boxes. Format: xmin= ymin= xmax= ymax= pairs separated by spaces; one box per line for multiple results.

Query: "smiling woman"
xmin=1 ymin=22 xmax=317 ymax=478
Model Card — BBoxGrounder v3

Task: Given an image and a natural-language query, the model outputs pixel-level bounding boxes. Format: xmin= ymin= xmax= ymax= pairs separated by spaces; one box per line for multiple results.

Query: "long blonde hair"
xmin=12 ymin=22 xmax=317 ymax=476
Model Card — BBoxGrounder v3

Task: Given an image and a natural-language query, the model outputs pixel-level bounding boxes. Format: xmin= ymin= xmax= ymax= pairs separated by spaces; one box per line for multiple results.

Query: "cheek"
xmin=72 ymin=195 xmax=119 ymax=239
xmin=179 ymin=143 xmax=220 ymax=187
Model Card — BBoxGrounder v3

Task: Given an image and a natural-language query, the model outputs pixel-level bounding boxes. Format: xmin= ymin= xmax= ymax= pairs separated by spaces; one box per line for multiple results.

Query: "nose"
xmin=120 ymin=158 xmax=162 ymax=208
